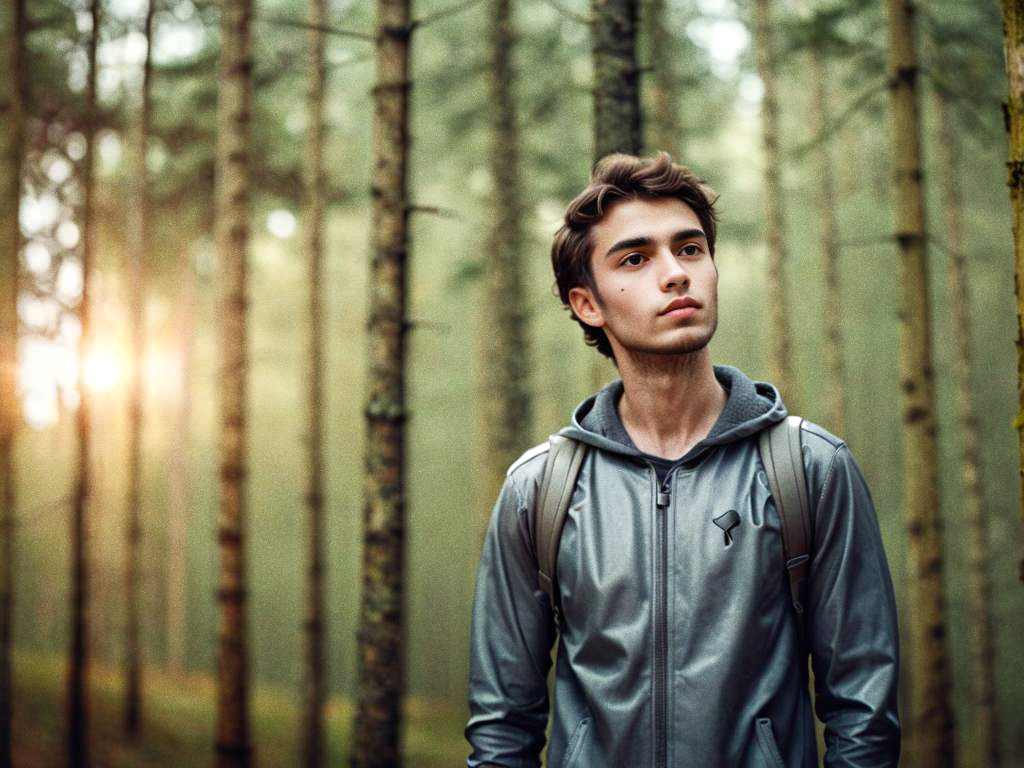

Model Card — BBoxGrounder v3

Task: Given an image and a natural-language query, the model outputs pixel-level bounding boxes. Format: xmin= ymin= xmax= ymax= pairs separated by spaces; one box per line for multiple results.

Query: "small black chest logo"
xmin=713 ymin=510 xmax=741 ymax=546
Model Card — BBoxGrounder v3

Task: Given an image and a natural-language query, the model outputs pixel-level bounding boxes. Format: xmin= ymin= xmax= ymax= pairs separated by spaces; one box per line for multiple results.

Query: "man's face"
xmin=568 ymin=197 xmax=718 ymax=359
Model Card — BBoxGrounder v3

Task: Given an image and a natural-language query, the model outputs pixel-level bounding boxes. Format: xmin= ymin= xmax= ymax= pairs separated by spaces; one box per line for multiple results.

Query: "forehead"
xmin=591 ymin=197 xmax=703 ymax=249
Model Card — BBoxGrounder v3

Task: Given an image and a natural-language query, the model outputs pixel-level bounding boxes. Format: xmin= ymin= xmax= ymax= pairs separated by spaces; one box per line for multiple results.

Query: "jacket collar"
xmin=559 ymin=365 xmax=787 ymax=461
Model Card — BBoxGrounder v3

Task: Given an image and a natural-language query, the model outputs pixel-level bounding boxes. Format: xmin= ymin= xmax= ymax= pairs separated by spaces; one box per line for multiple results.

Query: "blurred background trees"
xmin=0 ymin=0 xmax=1021 ymax=765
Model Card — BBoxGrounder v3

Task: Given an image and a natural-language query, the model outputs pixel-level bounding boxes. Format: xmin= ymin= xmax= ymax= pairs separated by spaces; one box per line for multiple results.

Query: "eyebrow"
xmin=605 ymin=228 xmax=707 ymax=259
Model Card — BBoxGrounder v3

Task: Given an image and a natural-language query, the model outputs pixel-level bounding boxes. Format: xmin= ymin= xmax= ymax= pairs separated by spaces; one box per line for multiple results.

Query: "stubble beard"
xmin=608 ymin=303 xmax=719 ymax=373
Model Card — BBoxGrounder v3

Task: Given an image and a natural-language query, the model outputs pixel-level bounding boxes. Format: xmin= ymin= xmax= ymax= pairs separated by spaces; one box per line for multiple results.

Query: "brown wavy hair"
xmin=550 ymin=152 xmax=719 ymax=359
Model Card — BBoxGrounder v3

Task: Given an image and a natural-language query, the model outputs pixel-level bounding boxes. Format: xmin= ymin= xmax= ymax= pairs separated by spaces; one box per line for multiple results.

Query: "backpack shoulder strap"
xmin=535 ymin=435 xmax=588 ymax=622
xmin=757 ymin=416 xmax=812 ymax=638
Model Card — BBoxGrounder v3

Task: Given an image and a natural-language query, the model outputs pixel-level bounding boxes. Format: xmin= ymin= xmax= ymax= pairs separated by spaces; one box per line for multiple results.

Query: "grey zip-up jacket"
xmin=466 ymin=366 xmax=900 ymax=767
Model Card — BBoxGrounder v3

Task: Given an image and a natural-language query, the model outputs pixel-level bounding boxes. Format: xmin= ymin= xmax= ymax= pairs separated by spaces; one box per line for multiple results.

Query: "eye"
xmin=622 ymin=252 xmax=647 ymax=266
xmin=678 ymin=243 xmax=703 ymax=258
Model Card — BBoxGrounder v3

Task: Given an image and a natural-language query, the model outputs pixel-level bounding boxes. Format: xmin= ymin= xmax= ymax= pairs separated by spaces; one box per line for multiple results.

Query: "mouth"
xmin=659 ymin=297 xmax=701 ymax=317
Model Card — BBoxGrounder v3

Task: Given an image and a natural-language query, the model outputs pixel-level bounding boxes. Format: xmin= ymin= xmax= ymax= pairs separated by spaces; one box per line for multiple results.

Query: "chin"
xmin=660 ymin=325 xmax=716 ymax=355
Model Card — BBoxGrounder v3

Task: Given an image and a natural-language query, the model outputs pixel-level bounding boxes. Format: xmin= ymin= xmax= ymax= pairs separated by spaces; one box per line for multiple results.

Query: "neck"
xmin=615 ymin=346 xmax=727 ymax=459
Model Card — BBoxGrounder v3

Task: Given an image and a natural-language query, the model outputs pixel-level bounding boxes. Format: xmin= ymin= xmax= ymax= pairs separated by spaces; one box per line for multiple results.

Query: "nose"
xmin=657 ymin=248 xmax=689 ymax=292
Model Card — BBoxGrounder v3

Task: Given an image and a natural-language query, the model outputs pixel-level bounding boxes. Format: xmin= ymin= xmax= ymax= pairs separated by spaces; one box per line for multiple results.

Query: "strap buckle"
xmin=785 ymin=554 xmax=809 ymax=571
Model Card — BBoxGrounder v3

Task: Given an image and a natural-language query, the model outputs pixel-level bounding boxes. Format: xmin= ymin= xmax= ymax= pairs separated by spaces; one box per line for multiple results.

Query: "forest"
xmin=0 ymin=0 xmax=1023 ymax=766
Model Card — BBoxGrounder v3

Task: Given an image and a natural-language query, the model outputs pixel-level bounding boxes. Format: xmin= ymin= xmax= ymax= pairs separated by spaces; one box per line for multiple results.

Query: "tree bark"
xmin=122 ymin=0 xmax=155 ymax=738
xmin=592 ymin=0 xmax=642 ymax=159
xmin=353 ymin=1 xmax=411 ymax=766
xmin=1001 ymin=0 xmax=1024 ymax=585
xmin=478 ymin=0 xmax=532 ymax=520
xmin=214 ymin=0 xmax=253 ymax=764
xmin=0 ymin=0 xmax=25 ymax=764
xmin=590 ymin=0 xmax=641 ymax=390
xmin=809 ymin=47 xmax=845 ymax=436
xmin=752 ymin=0 xmax=797 ymax=410
xmin=68 ymin=0 xmax=100 ymax=763
xmin=300 ymin=0 xmax=327 ymax=763
xmin=165 ymin=244 xmax=193 ymax=677
xmin=885 ymin=1 xmax=954 ymax=765
xmin=642 ymin=0 xmax=680 ymax=160
xmin=934 ymin=89 xmax=999 ymax=768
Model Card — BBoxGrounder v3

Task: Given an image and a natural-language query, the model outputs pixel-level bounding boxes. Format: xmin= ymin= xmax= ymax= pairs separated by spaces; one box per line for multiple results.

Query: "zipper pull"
xmin=656 ymin=490 xmax=670 ymax=509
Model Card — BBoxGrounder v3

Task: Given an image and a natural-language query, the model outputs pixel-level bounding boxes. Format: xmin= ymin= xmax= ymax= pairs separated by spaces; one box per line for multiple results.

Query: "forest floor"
xmin=10 ymin=649 xmax=468 ymax=767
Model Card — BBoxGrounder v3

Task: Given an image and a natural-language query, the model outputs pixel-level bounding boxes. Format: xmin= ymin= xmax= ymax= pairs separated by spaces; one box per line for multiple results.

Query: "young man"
xmin=466 ymin=154 xmax=900 ymax=767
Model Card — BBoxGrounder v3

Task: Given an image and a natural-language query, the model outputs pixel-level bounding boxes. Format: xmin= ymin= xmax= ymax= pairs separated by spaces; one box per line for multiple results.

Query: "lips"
xmin=659 ymin=297 xmax=701 ymax=315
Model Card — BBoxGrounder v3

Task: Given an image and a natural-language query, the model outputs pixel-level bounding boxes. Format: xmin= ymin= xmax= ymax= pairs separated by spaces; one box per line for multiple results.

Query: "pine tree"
xmin=0 ymin=0 xmax=25 ymax=764
xmin=752 ymin=0 xmax=797 ymax=409
xmin=590 ymin=0 xmax=641 ymax=388
xmin=478 ymin=0 xmax=532 ymax=520
xmin=300 ymin=0 xmax=327 ymax=762
xmin=642 ymin=0 xmax=680 ymax=159
xmin=934 ymin=88 xmax=999 ymax=768
xmin=809 ymin=46 xmax=845 ymax=435
xmin=592 ymin=0 xmax=642 ymax=158
xmin=68 ymin=0 xmax=101 ymax=763
xmin=122 ymin=0 xmax=155 ymax=737
xmin=353 ymin=1 xmax=412 ymax=765
xmin=214 ymin=0 xmax=254 ymax=763
xmin=886 ymin=0 xmax=953 ymax=764
xmin=1000 ymin=0 xmax=1024 ymax=585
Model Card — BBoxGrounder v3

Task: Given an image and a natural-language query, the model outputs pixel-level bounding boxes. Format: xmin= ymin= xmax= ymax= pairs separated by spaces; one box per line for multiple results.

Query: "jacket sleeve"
xmin=465 ymin=471 xmax=557 ymax=768
xmin=806 ymin=444 xmax=901 ymax=768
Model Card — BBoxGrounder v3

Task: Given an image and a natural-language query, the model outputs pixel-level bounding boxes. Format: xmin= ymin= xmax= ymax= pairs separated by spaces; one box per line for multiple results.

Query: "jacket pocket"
xmin=755 ymin=718 xmax=786 ymax=768
xmin=560 ymin=717 xmax=590 ymax=768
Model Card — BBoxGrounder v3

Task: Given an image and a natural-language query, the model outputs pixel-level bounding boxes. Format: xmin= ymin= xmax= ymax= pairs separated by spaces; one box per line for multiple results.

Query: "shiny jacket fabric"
xmin=466 ymin=367 xmax=900 ymax=767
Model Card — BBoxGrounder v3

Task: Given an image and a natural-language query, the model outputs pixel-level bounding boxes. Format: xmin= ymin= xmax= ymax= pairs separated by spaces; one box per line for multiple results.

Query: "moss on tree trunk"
xmin=353 ymin=1 xmax=412 ymax=765
xmin=1000 ymin=0 xmax=1024 ymax=586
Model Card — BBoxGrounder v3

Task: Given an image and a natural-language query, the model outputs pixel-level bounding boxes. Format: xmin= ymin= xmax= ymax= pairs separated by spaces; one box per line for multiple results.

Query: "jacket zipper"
xmin=654 ymin=472 xmax=672 ymax=768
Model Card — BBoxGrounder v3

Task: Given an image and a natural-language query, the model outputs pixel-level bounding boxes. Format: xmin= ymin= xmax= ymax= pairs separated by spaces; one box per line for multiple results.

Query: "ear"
xmin=568 ymin=285 xmax=605 ymax=328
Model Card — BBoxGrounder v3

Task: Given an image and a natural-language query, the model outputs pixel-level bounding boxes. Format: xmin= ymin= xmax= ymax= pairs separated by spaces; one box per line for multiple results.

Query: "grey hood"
xmin=561 ymin=364 xmax=786 ymax=459
xmin=466 ymin=366 xmax=901 ymax=768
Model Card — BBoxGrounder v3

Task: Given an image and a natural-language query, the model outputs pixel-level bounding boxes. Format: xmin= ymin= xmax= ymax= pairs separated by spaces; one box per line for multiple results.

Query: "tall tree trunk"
xmin=1001 ymin=0 xmax=1024 ymax=584
xmin=478 ymin=0 xmax=532 ymax=519
xmin=809 ymin=47 xmax=846 ymax=436
xmin=590 ymin=0 xmax=640 ymax=390
xmin=934 ymin=89 xmax=999 ymax=768
xmin=885 ymin=1 xmax=954 ymax=764
xmin=592 ymin=0 xmax=642 ymax=159
xmin=300 ymin=0 xmax=327 ymax=763
xmin=0 ymin=0 xmax=25 ymax=764
xmin=214 ymin=0 xmax=253 ymax=764
xmin=68 ymin=0 xmax=101 ymax=763
xmin=353 ymin=1 xmax=411 ymax=766
xmin=642 ymin=0 xmax=680 ymax=160
xmin=123 ymin=0 xmax=155 ymax=737
xmin=165 ymin=244 xmax=193 ymax=676
xmin=752 ymin=0 xmax=797 ymax=409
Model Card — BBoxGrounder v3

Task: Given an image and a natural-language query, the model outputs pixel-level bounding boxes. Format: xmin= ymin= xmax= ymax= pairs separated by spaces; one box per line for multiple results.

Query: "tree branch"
xmin=790 ymin=78 xmax=887 ymax=159
xmin=253 ymin=13 xmax=374 ymax=42
xmin=412 ymin=0 xmax=486 ymax=30
xmin=835 ymin=236 xmax=892 ymax=249
xmin=407 ymin=204 xmax=462 ymax=220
